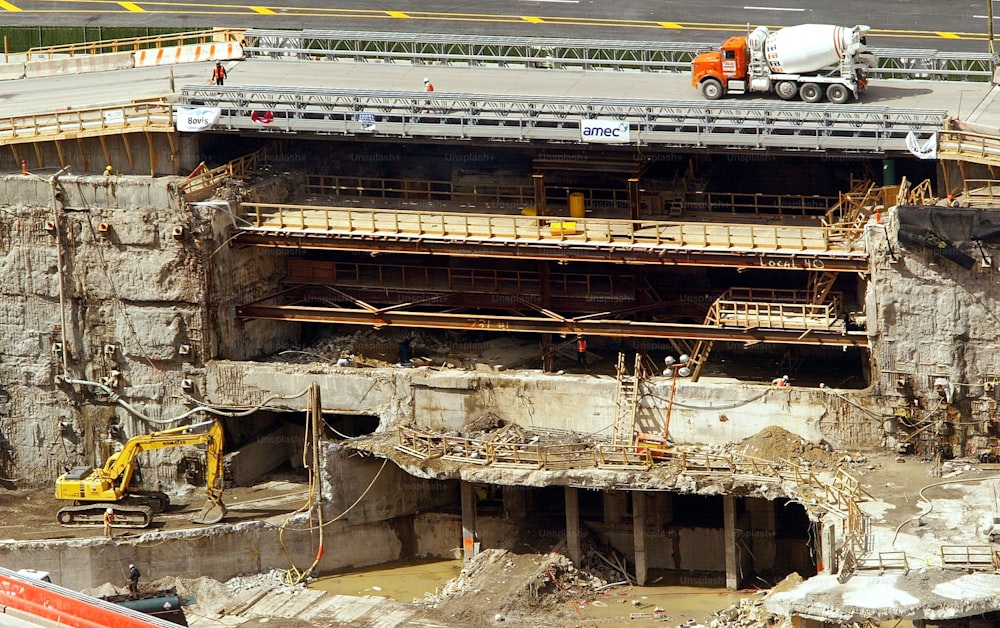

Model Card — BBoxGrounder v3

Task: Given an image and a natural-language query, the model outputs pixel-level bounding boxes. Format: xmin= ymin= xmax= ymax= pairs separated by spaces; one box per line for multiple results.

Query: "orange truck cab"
xmin=691 ymin=36 xmax=748 ymax=94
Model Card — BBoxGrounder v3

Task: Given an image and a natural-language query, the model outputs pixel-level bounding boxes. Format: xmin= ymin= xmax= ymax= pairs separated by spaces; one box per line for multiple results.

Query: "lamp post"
xmin=662 ymin=354 xmax=690 ymax=443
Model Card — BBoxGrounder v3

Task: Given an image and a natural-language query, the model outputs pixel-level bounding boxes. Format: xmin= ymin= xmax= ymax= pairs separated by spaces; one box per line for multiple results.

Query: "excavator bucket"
xmin=192 ymin=499 xmax=227 ymax=525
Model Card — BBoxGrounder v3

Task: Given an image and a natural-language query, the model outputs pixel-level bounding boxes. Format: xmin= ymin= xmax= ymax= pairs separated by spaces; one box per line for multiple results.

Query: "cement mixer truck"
xmin=691 ymin=24 xmax=876 ymax=104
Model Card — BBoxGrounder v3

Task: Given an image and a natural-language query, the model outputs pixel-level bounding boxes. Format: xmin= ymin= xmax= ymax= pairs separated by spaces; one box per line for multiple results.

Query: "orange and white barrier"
xmin=135 ymin=42 xmax=243 ymax=68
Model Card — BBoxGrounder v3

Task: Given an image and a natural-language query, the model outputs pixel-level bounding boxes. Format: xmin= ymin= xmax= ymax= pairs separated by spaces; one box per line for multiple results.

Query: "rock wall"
xmin=869 ymin=213 xmax=1000 ymax=456
xmin=0 ymin=173 xmax=296 ymax=485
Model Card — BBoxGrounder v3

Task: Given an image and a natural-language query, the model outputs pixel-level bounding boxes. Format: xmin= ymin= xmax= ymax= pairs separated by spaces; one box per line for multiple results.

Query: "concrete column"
xmin=661 ymin=492 xmax=674 ymax=525
xmin=461 ymin=482 xmax=477 ymax=563
xmin=747 ymin=498 xmax=776 ymax=572
xmin=503 ymin=485 xmax=530 ymax=521
xmin=632 ymin=491 xmax=648 ymax=586
xmin=565 ymin=486 xmax=581 ymax=566
xmin=820 ymin=519 xmax=837 ymax=574
xmin=724 ymin=494 xmax=739 ymax=590
xmin=603 ymin=490 xmax=628 ymax=524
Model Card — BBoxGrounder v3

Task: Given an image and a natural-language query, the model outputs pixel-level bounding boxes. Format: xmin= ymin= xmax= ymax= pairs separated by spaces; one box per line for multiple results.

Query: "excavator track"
xmin=56 ymin=503 xmax=153 ymax=528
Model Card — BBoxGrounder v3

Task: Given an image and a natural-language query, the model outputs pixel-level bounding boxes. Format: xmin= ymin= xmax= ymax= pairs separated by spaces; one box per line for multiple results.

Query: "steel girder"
xmin=240 ymin=29 xmax=996 ymax=81
xmin=180 ymin=85 xmax=946 ymax=154
xmin=235 ymin=301 xmax=867 ymax=347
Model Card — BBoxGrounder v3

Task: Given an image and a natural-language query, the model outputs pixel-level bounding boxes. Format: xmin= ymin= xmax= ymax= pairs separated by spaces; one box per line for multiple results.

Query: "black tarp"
xmin=894 ymin=205 xmax=999 ymax=270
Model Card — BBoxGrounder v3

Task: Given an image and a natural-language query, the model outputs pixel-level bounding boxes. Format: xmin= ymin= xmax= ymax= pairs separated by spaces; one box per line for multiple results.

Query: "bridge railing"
xmin=241 ymin=29 xmax=996 ymax=81
xmin=25 ymin=28 xmax=245 ymax=60
xmin=179 ymin=85 xmax=948 ymax=153
xmin=238 ymin=202 xmax=867 ymax=255
xmin=938 ymin=130 xmax=1000 ymax=167
xmin=0 ymin=102 xmax=173 ymax=144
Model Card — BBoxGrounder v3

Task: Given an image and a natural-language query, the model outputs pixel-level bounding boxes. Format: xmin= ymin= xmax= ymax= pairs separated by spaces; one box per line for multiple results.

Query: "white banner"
xmin=580 ymin=119 xmax=630 ymax=144
xmin=176 ymin=106 xmax=221 ymax=132
xmin=906 ymin=131 xmax=937 ymax=160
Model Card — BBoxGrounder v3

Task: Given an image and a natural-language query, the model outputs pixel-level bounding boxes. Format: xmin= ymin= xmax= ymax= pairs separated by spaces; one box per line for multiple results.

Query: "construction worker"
xmin=103 ymin=507 xmax=114 ymax=538
xmin=127 ymin=564 xmax=141 ymax=598
xmin=772 ymin=375 xmax=789 ymax=387
xmin=423 ymin=77 xmax=434 ymax=93
xmin=576 ymin=336 xmax=587 ymax=367
xmin=211 ymin=61 xmax=228 ymax=86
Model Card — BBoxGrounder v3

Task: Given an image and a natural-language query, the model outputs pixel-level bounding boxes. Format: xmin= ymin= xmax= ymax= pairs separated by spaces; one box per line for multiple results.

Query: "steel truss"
xmin=240 ymin=29 xmax=996 ymax=81
xmin=180 ymin=85 xmax=946 ymax=154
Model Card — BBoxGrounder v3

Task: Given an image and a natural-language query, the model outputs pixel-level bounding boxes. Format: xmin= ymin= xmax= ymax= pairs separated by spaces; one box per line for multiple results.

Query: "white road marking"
xmin=743 ymin=6 xmax=807 ymax=11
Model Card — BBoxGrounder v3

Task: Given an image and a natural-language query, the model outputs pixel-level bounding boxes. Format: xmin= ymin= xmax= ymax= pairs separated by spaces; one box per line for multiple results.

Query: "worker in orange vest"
xmin=211 ymin=62 xmax=228 ymax=86
xmin=576 ymin=336 xmax=587 ymax=367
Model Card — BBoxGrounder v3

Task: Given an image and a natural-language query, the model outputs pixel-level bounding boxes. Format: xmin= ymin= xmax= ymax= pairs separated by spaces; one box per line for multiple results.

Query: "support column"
xmin=565 ymin=486 xmax=581 ymax=566
xmin=724 ymin=494 xmax=739 ymax=590
xmin=628 ymin=177 xmax=641 ymax=226
xmin=461 ymin=482 xmax=477 ymax=563
xmin=533 ymin=173 xmax=547 ymax=216
xmin=603 ymin=490 xmax=628 ymax=524
xmin=632 ymin=491 xmax=648 ymax=586
xmin=820 ymin=518 xmax=837 ymax=574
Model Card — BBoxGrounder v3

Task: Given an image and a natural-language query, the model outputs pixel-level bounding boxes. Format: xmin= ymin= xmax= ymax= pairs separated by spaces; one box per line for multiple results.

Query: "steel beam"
xmin=235 ymin=303 xmax=866 ymax=346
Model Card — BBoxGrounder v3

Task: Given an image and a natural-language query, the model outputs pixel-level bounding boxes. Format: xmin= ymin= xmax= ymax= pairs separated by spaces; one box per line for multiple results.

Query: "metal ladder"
xmin=611 ymin=353 xmax=644 ymax=446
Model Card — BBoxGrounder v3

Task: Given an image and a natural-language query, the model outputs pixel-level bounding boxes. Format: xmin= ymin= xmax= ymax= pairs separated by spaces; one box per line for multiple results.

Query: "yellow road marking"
xmin=386 ymin=10 xmax=408 ymax=18
xmin=936 ymin=31 xmax=960 ymax=39
xmin=658 ymin=22 xmax=683 ymax=29
xmin=118 ymin=1 xmax=144 ymax=10
xmin=250 ymin=6 xmax=275 ymax=14
xmin=0 ymin=0 xmax=22 ymax=11
xmin=522 ymin=16 xmax=544 ymax=24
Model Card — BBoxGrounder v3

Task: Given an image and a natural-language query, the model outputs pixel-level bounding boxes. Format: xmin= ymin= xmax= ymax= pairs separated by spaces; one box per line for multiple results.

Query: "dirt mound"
xmin=736 ymin=426 xmax=839 ymax=468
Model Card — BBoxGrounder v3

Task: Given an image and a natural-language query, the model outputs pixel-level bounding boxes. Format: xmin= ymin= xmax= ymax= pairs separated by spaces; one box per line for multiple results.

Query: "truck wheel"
xmin=699 ymin=78 xmax=723 ymax=100
xmin=775 ymin=81 xmax=798 ymax=100
xmin=826 ymin=84 xmax=850 ymax=105
xmin=800 ymin=83 xmax=823 ymax=104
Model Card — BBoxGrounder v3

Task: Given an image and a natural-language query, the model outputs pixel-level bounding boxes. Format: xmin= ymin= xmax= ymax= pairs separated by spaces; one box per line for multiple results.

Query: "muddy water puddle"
xmin=310 ymin=557 xmax=464 ymax=601
xmin=574 ymin=583 xmax=752 ymax=624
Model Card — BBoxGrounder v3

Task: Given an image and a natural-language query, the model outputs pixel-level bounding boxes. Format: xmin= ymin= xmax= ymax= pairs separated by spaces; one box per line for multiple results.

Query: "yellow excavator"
xmin=54 ymin=419 xmax=227 ymax=529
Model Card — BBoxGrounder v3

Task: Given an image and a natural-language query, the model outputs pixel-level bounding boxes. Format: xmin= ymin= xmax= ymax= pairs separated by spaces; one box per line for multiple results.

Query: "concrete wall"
xmin=206 ymin=362 xmax=866 ymax=448
xmin=0 ymin=511 xmax=465 ymax=591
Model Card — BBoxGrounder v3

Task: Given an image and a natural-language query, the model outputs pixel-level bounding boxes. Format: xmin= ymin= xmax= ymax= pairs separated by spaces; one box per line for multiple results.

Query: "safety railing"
xmin=177 ymin=140 xmax=289 ymax=200
xmin=238 ymin=202 xmax=867 ymax=256
xmin=240 ymin=29 xmax=996 ymax=81
xmin=0 ymin=101 xmax=173 ymax=145
xmin=179 ymin=86 xmax=948 ymax=154
xmin=713 ymin=300 xmax=842 ymax=331
xmin=678 ymin=191 xmax=836 ymax=217
xmin=723 ymin=287 xmax=843 ymax=307
xmin=25 ymin=29 xmax=245 ymax=60
xmin=962 ymin=179 xmax=1000 ymax=206
xmin=938 ymin=130 xmax=1000 ymax=167
xmin=304 ymin=174 xmax=633 ymax=211
xmin=284 ymin=258 xmax=628 ymax=300
xmin=940 ymin=545 xmax=995 ymax=570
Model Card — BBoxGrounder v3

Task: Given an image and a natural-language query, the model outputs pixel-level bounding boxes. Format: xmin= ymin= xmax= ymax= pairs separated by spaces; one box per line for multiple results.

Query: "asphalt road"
xmin=0 ymin=57 xmax=988 ymax=122
xmin=0 ymin=0 xmax=994 ymax=52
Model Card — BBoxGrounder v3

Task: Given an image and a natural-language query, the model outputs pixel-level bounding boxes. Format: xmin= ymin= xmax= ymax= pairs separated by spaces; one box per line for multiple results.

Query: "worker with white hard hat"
xmin=103 ymin=507 xmax=115 ymax=538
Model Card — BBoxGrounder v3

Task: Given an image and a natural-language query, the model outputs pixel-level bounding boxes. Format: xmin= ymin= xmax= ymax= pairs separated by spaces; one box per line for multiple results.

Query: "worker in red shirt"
xmin=576 ymin=336 xmax=587 ymax=367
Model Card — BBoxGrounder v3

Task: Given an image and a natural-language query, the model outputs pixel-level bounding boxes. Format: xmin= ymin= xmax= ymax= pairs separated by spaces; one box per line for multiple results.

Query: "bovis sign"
xmin=580 ymin=119 xmax=630 ymax=144
xmin=176 ymin=106 xmax=222 ymax=132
